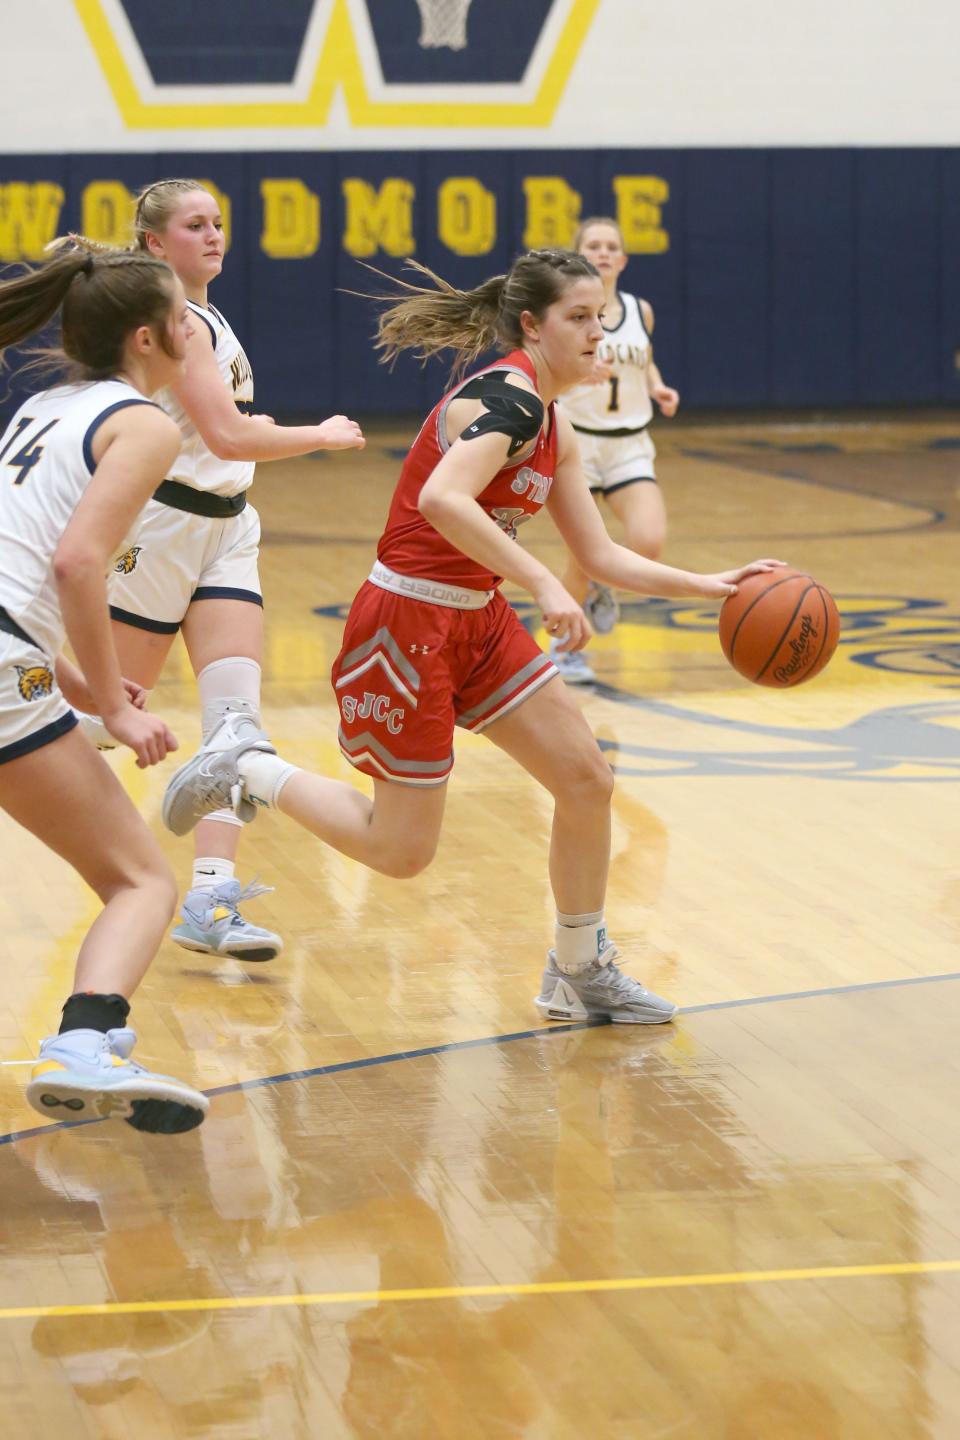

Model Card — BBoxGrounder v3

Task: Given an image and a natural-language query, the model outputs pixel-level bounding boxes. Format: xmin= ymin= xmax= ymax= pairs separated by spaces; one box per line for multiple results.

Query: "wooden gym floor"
xmin=3 ymin=413 xmax=960 ymax=1438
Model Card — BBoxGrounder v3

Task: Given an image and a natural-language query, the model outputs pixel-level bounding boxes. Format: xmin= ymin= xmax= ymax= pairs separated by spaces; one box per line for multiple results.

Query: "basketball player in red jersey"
xmin=162 ymin=250 xmax=782 ymax=1024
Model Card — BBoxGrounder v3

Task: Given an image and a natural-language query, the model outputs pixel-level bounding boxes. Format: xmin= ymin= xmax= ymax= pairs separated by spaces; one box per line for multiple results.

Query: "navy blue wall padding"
xmin=856 ymin=150 xmax=942 ymax=404
xmin=0 ymin=148 xmax=956 ymax=431
xmin=769 ymin=151 xmax=858 ymax=406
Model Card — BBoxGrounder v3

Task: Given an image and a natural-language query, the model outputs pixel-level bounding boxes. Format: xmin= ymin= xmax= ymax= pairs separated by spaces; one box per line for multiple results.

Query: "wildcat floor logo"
xmin=596 ymin=698 xmax=960 ymax=783
xmin=75 ymin=0 xmax=599 ymax=129
xmin=517 ymin=592 xmax=960 ymax=782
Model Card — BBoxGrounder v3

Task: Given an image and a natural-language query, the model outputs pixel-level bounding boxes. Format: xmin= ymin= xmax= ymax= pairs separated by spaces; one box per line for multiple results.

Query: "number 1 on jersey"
xmin=607 ymin=376 xmax=620 ymax=413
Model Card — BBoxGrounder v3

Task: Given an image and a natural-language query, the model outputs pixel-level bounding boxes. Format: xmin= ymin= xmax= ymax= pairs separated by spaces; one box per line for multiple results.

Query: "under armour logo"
xmin=409 ymin=644 xmax=430 ymax=654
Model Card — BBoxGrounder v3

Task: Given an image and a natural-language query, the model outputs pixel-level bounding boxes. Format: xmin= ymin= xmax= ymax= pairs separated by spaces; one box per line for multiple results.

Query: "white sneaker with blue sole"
xmin=27 ymin=1028 xmax=208 ymax=1133
xmin=171 ymin=879 xmax=283 ymax=963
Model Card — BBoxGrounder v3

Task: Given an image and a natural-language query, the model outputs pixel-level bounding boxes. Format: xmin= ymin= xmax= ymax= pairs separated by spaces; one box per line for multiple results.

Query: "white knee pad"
xmin=197 ymin=656 xmax=264 ymax=742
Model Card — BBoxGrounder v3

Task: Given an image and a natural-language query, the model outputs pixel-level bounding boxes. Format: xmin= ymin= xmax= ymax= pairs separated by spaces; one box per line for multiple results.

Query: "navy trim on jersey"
xmin=572 ymin=421 xmax=650 ymax=438
xmin=191 ymin=586 xmax=263 ymax=607
xmin=0 ymin=606 xmax=40 ymax=648
xmin=109 ymin=604 xmax=181 ymax=634
xmin=82 ymin=398 xmax=155 ymax=475
xmin=601 ymin=290 xmax=631 ymax=336
xmin=600 ymin=292 xmax=650 ymax=344
xmin=590 ymin=476 xmax=658 ymax=497
xmin=187 ymin=303 xmax=217 ymax=348
xmin=0 ymin=712 xmax=78 ymax=766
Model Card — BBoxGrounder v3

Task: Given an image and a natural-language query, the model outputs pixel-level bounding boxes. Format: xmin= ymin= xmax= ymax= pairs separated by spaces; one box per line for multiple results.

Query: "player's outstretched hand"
xmin=314 ymin=416 xmax=366 ymax=450
xmin=652 ymin=384 xmax=680 ymax=417
xmin=698 ymin=558 xmax=787 ymax=599
xmin=533 ymin=576 xmax=592 ymax=652
xmin=103 ymin=704 xmax=178 ymax=769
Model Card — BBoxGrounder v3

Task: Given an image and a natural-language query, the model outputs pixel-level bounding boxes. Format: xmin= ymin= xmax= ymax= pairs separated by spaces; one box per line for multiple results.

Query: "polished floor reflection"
xmin=3 ymin=416 xmax=960 ymax=1437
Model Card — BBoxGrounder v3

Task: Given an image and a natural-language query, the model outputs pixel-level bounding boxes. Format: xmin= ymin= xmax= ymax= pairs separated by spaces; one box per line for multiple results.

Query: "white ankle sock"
xmin=237 ymin=752 xmax=299 ymax=810
xmin=192 ymin=857 xmax=235 ymax=891
xmin=554 ymin=909 xmax=606 ymax=975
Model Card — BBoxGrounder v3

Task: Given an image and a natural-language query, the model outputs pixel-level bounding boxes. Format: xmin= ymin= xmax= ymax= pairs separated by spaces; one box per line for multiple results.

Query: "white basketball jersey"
xmin=0 ymin=380 xmax=154 ymax=657
xmin=561 ymin=292 xmax=654 ymax=433
xmin=157 ymin=301 xmax=255 ymax=497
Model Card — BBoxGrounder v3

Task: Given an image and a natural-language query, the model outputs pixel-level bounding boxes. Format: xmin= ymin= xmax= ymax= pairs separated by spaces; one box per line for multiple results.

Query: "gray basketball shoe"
xmin=162 ymin=710 xmax=276 ymax=837
xmin=550 ymin=640 xmax=596 ymax=685
xmin=584 ymin=582 xmax=620 ymax=635
xmin=534 ymin=944 xmax=677 ymax=1025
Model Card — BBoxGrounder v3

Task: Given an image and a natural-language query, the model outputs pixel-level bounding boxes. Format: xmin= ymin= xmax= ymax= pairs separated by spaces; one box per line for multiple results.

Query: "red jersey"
xmin=377 ymin=349 xmax=557 ymax=590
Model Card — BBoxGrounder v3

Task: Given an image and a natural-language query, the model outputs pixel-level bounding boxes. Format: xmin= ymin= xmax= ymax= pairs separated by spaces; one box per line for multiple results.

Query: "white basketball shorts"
xmin=0 ymin=630 xmax=76 ymax=764
xmin=574 ymin=429 xmax=657 ymax=494
xmin=109 ymin=497 xmax=263 ymax=634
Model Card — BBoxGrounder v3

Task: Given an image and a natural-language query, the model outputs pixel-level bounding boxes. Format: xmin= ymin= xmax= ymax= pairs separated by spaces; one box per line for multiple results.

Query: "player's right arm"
xmin=170 ymin=324 xmax=364 ymax=462
xmin=53 ymin=406 xmax=181 ymax=766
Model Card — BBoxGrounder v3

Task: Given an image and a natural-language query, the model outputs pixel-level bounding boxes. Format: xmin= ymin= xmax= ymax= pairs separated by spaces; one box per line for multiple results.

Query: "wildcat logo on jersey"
xmin=114 ymin=546 xmax=142 ymax=575
xmin=15 ymin=665 xmax=53 ymax=702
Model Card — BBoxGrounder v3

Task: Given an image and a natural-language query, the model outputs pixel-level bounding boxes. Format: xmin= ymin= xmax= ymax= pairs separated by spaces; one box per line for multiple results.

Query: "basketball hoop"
xmin=416 ymin=0 xmax=475 ymax=51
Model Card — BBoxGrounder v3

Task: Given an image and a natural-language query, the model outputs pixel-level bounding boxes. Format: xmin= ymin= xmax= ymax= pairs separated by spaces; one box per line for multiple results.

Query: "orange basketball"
xmin=718 ymin=568 xmax=840 ymax=687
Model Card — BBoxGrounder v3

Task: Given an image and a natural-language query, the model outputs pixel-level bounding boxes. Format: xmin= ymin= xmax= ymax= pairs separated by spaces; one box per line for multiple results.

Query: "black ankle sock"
xmin=59 ymin=992 xmax=131 ymax=1036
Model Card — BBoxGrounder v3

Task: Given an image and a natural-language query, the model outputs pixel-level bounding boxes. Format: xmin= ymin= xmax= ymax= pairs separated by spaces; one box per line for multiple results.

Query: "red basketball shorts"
xmin=331 ymin=581 xmax=557 ymax=786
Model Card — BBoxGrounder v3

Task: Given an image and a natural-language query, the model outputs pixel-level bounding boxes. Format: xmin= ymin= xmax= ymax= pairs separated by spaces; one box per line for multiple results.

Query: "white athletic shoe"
xmin=171 ymin=879 xmax=283 ymax=963
xmin=534 ymin=944 xmax=677 ymax=1025
xmin=27 ymin=1028 xmax=208 ymax=1133
xmin=162 ymin=710 xmax=275 ymax=837
xmin=550 ymin=644 xmax=597 ymax=685
xmin=584 ymin=582 xmax=620 ymax=635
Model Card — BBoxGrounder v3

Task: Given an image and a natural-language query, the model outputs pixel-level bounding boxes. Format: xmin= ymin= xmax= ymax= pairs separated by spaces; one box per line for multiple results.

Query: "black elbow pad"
xmin=457 ymin=374 xmax=545 ymax=458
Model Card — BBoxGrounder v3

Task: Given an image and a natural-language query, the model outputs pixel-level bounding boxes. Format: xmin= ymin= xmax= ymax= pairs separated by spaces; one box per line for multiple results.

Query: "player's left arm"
xmin=549 ymin=412 xmax=779 ymax=598
xmin=640 ymin=298 xmax=680 ymax=418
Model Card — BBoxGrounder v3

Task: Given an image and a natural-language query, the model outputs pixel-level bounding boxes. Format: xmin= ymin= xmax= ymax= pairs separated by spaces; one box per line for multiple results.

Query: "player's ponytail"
xmin=0 ymin=239 xmax=177 ymax=380
xmin=364 ymin=249 xmax=599 ymax=376
xmin=370 ymin=261 xmax=505 ymax=375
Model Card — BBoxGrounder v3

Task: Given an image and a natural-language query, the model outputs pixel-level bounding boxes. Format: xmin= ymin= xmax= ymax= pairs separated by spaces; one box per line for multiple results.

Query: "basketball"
xmin=718 ymin=568 xmax=840 ymax=687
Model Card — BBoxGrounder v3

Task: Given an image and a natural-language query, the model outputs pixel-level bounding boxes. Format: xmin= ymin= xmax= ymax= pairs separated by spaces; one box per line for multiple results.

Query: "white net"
xmin=416 ymin=0 xmax=475 ymax=50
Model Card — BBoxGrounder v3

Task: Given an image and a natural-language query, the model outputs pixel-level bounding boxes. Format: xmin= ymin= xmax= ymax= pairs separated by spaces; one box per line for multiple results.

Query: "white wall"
xmin=2 ymin=0 xmax=958 ymax=152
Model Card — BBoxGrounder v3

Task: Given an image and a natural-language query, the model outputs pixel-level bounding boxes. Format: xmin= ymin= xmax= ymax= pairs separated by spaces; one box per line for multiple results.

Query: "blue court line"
xmin=3 ymin=969 xmax=960 ymax=1148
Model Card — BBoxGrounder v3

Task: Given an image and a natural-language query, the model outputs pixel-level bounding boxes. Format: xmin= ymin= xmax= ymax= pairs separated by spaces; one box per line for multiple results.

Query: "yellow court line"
xmin=4 ymin=1259 xmax=960 ymax=1323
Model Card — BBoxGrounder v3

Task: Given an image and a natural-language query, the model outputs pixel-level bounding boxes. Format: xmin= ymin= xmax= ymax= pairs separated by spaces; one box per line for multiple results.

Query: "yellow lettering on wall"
xmin=613 ymin=176 xmax=669 ymax=254
xmin=0 ymin=182 xmax=65 ymax=262
xmin=522 ymin=177 xmax=581 ymax=249
xmin=342 ymin=179 xmax=415 ymax=258
xmin=437 ymin=177 xmax=496 ymax=257
xmin=261 ymin=179 xmax=320 ymax=259
xmin=81 ymin=181 xmax=136 ymax=247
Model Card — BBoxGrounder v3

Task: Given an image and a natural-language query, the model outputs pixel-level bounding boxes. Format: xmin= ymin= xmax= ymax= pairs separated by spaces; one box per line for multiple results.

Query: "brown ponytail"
xmin=0 ymin=239 xmax=176 ymax=382
xmin=362 ymin=249 xmax=599 ymax=377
